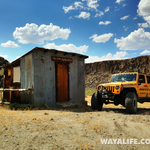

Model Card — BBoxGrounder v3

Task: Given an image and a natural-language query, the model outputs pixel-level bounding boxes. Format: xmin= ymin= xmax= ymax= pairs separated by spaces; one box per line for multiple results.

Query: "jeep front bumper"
xmin=98 ymin=89 xmax=115 ymax=100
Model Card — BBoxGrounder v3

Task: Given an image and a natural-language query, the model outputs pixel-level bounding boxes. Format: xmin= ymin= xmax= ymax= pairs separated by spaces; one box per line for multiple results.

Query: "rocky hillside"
xmin=0 ymin=57 xmax=9 ymax=87
xmin=85 ymin=55 xmax=150 ymax=89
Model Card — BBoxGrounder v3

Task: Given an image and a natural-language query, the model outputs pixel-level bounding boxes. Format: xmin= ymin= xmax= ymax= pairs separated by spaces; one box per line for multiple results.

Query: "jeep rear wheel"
xmin=125 ymin=92 xmax=137 ymax=114
xmin=91 ymin=92 xmax=103 ymax=111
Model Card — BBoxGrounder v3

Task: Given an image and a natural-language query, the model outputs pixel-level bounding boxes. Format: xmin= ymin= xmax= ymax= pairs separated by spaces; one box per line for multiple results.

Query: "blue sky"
xmin=1 ymin=0 xmax=150 ymax=63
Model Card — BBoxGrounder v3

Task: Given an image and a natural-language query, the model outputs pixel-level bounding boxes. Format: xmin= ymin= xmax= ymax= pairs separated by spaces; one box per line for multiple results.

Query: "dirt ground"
xmin=0 ymin=96 xmax=150 ymax=150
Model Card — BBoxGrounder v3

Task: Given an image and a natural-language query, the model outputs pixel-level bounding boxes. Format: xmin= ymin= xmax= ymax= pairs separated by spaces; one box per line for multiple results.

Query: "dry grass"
xmin=90 ymin=122 xmax=106 ymax=133
xmin=1 ymin=103 xmax=150 ymax=150
xmin=0 ymin=94 xmax=150 ymax=150
xmin=0 ymin=107 xmax=60 ymax=135
xmin=79 ymin=118 xmax=89 ymax=124
xmin=85 ymin=88 xmax=96 ymax=97
xmin=142 ymin=111 xmax=150 ymax=115
xmin=78 ymin=143 xmax=94 ymax=150
xmin=59 ymin=109 xmax=72 ymax=115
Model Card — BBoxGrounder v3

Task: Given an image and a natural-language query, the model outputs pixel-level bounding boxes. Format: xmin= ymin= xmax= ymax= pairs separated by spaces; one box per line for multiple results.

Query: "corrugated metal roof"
xmin=4 ymin=47 xmax=89 ymax=68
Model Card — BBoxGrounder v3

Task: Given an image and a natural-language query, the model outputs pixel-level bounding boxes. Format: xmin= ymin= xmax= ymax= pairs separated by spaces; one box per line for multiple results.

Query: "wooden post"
xmin=2 ymin=75 xmax=5 ymax=106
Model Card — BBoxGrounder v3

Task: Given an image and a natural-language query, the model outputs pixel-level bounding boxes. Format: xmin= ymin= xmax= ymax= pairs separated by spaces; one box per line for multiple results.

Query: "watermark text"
xmin=101 ymin=139 xmax=150 ymax=145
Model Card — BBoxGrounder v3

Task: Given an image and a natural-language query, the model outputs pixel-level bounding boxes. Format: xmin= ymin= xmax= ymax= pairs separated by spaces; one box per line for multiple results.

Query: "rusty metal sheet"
xmin=26 ymin=56 xmax=32 ymax=70
xmin=52 ymin=56 xmax=73 ymax=63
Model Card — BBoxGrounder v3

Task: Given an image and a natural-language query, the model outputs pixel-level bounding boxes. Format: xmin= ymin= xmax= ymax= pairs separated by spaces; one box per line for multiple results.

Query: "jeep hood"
xmin=98 ymin=81 xmax=137 ymax=87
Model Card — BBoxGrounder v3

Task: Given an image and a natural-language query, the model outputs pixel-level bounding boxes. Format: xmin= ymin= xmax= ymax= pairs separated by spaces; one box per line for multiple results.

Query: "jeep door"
xmin=137 ymin=74 xmax=148 ymax=98
xmin=146 ymin=75 xmax=150 ymax=97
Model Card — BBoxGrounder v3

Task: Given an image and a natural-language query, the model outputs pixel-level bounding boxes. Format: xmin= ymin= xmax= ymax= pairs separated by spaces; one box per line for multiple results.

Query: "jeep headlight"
xmin=116 ymin=85 xmax=120 ymax=90
xmin=98 ymin=86 xmax=101 ymax=91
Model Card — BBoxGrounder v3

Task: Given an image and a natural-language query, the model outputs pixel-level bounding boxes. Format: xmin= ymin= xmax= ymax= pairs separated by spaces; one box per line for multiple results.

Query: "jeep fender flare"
xmin=121 ymin=87 xmax=138 ymax=99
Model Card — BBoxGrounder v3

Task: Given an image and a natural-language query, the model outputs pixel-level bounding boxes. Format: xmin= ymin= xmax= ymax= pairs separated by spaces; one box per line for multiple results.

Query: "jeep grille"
xmin=102 ymin=86 xmax=115 ymax=93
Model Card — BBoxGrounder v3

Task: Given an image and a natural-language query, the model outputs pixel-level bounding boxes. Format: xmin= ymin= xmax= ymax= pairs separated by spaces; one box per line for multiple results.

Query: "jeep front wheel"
xmin=125 ymin=92 xmax=137 ymax=114
xmin=91 ymin=92 xmax=103 ymax=111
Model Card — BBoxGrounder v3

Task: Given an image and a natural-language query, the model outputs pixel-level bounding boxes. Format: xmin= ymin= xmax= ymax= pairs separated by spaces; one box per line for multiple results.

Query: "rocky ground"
xmin=0 ymin=97 xmax=150 ymax=150
xmin=85 ymin=72 xmax=111 ymax=89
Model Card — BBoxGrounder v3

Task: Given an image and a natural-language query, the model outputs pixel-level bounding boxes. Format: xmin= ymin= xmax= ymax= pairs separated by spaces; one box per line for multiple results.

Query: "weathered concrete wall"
xmin=69 ymin=56 xmax=85 ymax=105
xmin=32 ymin=50 xmax=56 ymax=106
xmin=77 ymin=58 xmax=85 ymax=105
xmin=20 ymin=54 xmax=34 ymax=104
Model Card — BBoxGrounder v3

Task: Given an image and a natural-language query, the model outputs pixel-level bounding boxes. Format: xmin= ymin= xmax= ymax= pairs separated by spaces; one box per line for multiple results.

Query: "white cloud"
xmin=114 ymin=8 xmax=120 ymax=11
xmin=95 ymin=11 xmax=104 ymax=17
xmin=75 ymin=11 xmax=90 ymax=19
xmin=120 ymin=15 xmax=130 ymax=20
xmin=1 ymin=40 xmax=20 ymax=48
xmin=0 ymin=54 xmax=8 ymax=59
xmin=104 ymin=6 xmax=110 ymax=12
xmin=85 ymin=0 xmax=99 ymax=10
xmin=13 ymin=23 xmax=71 ymax=44
xmin=123 ymin=4 xmax=127 ymax=7
xmin=144 ymin=16 xmax=150 ymax=24
xmin=74 ymin=2 xmax=84 ymax=9
xmin=114 ymin=28 xmax=150 ymax=50
xmin=123 ymin=26 xmax=129 ymax=31
xmin=133 ymin=17 xmax=137 ymax=20
xmin=63 ymin=0 xmax=99 ymax=14
xmin=140 ymin=50 xmax=150 ymax=55
xmin=63 ymin=6 xmax=75 ymax=13
xmin=63 ymin=2 xmax=83 ymax=13
xmin=69 ymin=16 xmax=73 ymax=19
xmin=137 ymin=0 xmax=150 ymax=24
xmin=43 ymin=42 xmax=88 ymax=54
xmin=138 ymin=22 xmax=150 ymax=28
xmin=116 ymin=0 xmax=125 ymax=4
xmin=85 ymin=51 xmax=128 ymax=63
xmin=99 ymin=21 xmax=111 ymax=25
xmin=63 ymin=0 xmax=103 ymax=19
xmin=89 ymin=33 xmax=113 ymax=43
xmin=137 ymin=0 xmax=150 ymax=16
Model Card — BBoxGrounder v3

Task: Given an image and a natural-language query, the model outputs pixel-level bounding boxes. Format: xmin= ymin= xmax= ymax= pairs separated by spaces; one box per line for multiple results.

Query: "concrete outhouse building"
xmin=3 ymin=47 xmax=88 ymax=106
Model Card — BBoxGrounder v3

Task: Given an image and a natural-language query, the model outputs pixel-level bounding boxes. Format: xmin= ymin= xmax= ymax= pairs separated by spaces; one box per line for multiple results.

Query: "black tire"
xmin=91 ymin=92 xmax=103 ymax=111
xmin=125 ymin=92 xmax=137 ymax=114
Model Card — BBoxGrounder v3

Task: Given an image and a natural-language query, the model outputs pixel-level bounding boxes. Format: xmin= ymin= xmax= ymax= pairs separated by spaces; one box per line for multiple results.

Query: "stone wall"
xmin=85 ymin=55 xmax=150 ymax=88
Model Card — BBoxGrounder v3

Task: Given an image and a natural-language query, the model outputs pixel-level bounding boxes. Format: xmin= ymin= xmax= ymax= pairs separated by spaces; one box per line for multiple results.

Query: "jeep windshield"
xmin=110 ymin=73 xmax=137 ymax=82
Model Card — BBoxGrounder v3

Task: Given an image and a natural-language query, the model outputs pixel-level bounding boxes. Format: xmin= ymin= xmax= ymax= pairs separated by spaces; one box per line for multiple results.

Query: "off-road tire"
xmin=125 ymin=92 xmax=137 ymax=114
xmin=91 ymin=92 xmax=103 ymax=111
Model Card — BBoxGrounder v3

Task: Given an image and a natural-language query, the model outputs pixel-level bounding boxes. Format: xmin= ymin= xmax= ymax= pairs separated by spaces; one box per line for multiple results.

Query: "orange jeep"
xmin=91 ymin=72 xmax=150 ymax=113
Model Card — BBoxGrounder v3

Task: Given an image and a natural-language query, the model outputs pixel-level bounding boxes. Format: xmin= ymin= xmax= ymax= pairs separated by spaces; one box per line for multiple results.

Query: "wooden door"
xmin=56 ymin=63 xmax=69 ymax=102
